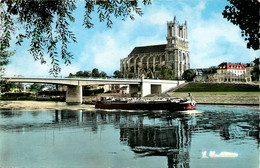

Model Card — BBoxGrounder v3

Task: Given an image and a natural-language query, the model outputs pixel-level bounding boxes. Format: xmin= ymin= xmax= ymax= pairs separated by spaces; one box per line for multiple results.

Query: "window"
xmin=169 ymin=54 xmax=174 ymax=62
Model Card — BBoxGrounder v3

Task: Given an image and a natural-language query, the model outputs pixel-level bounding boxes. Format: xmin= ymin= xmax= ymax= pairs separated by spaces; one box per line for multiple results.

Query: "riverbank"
xmin=0 ymin=101 xmax=95 ymax=111
xmin=166 ymin=92 xmax=259 ymax=106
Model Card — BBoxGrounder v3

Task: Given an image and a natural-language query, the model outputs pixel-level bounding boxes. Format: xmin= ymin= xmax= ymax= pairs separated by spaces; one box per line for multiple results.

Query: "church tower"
xmin=120 ymin=16 xmax=190 ymax=80
xmin=166 ymin=16 xmax=190 ymax=79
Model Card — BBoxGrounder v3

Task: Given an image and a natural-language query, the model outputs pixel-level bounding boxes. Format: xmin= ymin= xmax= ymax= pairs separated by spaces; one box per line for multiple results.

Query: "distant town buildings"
xmin=216 ymin=63 xmax=247 ymax=82
xmin=120 ymin=16 xmax=190 ymax=80
xmin=191 ymin=60 xmax=258 ymax=83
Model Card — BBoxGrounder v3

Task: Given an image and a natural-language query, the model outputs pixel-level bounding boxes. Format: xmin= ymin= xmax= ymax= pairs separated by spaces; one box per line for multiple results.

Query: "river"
xmin=0 ymin=105 xmax=259 ymax=168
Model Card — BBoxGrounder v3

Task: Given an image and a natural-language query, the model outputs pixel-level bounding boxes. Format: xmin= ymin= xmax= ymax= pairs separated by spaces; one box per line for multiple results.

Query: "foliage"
xmin=113 ymin=70 xmax=121 ymax=78
xmin=76 ymin=71 xmax=84 ymax=77
xmin=1 ymin=82 xmax=23 ymax=92
xmin=83 ymin=70 xmax=91 ymax=77
xmin=251 ymin=66 xmax=259 ymax=81
xmin=29 ymin=83 xmax=44 ymax=92
xmin=91 ymin=68 xmax=99 ymax=77
xmin=99 ymin=71 xmax=107 ymax=77
xmin=183 ymin=69 xmax=196 ymax=82
xmin=253 ymin=57 xmax=259 ymax=65
xmin=156 ymin=65 xmax=175 ymax=80
xmin=69 ymin=68 xmax=107 ymax=78
xmin=250 ymin=58 xmax=259 ymax=81
xmin=0 ymin=0 xmax=151 ymax=76
xmin=0 ymin=3 xmax=15 ymax=68
xmin=222 ymin=0 xmax=260 ymax=50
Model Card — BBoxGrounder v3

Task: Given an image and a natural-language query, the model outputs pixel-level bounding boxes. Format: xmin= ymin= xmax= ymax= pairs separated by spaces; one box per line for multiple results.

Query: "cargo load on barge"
xmin=95 ymin=95 xmax=196 ymax=111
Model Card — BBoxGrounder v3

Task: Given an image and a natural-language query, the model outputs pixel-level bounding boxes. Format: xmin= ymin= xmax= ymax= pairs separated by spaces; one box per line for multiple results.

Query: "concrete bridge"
xmin=2 ymin=77 xmax=185 ymax=104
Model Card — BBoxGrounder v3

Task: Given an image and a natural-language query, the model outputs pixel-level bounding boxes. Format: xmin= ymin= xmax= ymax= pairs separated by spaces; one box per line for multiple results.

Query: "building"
xmin=216 ymin=62 xmax=247 ymax=82
xmin=191 ymin=67 xmax=217 ymax=82
xmin=120 ymin=16 xmax=190 ymax=80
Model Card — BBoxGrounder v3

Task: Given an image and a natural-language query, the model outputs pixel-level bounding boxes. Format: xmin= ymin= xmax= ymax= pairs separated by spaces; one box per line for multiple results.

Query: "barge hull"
xmin=95 ymin=101 xmax=196 ymax=111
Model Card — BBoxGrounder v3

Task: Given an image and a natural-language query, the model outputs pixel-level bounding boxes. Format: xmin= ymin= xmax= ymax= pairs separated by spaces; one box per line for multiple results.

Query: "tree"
xmin=113 ymin=70 xmax=121 ymax=78
xmin=92 ymin=68 xmax=99 ymax=77
xmin=83 ymin=70 xmax=91 ymax=77
xmin=99 ymin=71 xmax=107 ymax=78
xmin=68 ymin=73 xmax=74 ymax=78
xmin=0 ymin=3 xmax=15 ymax=68
xmin=157 ymin=65 xmax=175 ymax=80
xmin=222 ymin=0 xmax=260 ymax=50
xmin=76 ymin=71 xmax=84 ymax=77
xmin=183 ymin=69 xmax=196 ymax=82
xmin=29 ymin=83 xmax=43 ymax=92
xmin=0 ymin=0 xmax=151 ymax=76
xmin=251 ymin=58 xmax=259 ymax=81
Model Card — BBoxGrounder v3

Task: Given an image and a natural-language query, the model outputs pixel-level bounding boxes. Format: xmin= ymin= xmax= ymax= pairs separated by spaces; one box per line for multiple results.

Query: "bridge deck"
xmin=2 ymin=77 xmax=141 ymax=86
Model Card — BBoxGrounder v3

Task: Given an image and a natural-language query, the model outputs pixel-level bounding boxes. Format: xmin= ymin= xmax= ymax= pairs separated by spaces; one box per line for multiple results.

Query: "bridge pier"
xmin=66 ymin=85 xmax=82 ymax=105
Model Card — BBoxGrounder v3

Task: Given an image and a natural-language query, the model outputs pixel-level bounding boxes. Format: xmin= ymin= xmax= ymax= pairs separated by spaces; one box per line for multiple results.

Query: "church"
xmin=120 ymin=17 xmax=190 ymax=80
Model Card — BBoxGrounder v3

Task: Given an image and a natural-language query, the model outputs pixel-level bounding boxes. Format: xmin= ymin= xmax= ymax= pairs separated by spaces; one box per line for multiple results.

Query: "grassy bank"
xmin=165 ymin=83 xmax=259 ymax=105
xmin=175 ymin=83 xmax=259 ymax=92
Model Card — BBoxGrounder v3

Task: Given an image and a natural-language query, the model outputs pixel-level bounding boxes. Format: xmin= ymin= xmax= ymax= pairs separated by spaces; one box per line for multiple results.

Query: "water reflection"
xmin=0 ymin=105 xmax=259 ymax=168
xmin=120 ymin=122 xmax=191 ymax=168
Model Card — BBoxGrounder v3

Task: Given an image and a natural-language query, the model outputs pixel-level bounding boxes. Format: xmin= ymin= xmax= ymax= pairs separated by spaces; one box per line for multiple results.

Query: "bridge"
xmin=2 ymin=77 xmax=185 ymax=104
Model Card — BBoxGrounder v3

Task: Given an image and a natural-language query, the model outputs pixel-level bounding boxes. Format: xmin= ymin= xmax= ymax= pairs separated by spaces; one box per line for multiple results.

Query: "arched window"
xmin=130 ymin=58 xmax=134 ymax=64
xmin=182 ymin=53 xmax=185 ymax=61
xmin=179 ymin=29 xmax=182 ymax=38
xmin=135 ymin=57 xmax=140 ymax=64
xmin=169 ymin=54 xmax=174 ymax=62
xmin=161 ymin=55 xmax=165 ymax=62
xmin=149 ymin=57 xmax=153 ymax=64
xmin=142 ymin=57 xmax=147 ymax=64
xmin=155 ymin=56 xmax=160 ymax=63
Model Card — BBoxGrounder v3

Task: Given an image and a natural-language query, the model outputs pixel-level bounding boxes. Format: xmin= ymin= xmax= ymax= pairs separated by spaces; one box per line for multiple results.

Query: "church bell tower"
xmin=166 ymin=16 xmax=189 ymax=79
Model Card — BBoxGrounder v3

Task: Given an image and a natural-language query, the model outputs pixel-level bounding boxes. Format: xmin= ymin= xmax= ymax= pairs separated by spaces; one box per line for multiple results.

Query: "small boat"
xmin=95 ymin=95 xmax=196 ymax=111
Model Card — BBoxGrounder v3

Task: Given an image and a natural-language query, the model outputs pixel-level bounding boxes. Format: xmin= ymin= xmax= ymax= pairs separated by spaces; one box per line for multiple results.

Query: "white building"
xmin=217 ymin=63 xmax=247 ymax=82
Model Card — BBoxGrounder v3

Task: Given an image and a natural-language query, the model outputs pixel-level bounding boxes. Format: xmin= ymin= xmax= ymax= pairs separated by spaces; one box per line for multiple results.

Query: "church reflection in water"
xmin=52 ymin=110 xmax=192 ymax=168
xmin=119 ymin=115 xmax=192 ymax=168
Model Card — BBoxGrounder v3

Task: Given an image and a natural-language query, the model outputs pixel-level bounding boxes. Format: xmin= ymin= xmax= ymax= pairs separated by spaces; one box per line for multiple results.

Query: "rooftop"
xmin=129 ymin=44 xmax=166 ymax=55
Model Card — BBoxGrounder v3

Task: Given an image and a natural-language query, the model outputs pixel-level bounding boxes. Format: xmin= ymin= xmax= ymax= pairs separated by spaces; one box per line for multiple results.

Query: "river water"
xmin=0 ymin=105 xmax=259 ymax=168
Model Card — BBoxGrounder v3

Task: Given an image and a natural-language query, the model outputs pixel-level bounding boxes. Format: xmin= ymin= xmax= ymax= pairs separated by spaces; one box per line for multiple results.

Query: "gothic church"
xmin=120 ymin=17 xmax=190 ymax=80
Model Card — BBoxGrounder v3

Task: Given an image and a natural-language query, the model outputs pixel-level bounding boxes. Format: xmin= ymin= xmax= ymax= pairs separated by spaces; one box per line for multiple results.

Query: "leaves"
xmin=222 ymin=0 xmax=260 ymax=50
xmin=0 ymin=0 xmax=151 ymax=77
xmin=0 ymin=3 xmax=15 ymax=68
xmin=113 ymin=70 xmax=121 ymax=78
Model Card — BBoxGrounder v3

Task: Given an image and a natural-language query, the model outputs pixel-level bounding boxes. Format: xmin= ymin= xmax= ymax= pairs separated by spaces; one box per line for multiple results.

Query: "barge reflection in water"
xmin=0 ymin=105 xmax=259 ymax=168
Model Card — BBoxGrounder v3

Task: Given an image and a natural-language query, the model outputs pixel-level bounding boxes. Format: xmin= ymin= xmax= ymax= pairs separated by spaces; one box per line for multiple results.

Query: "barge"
xmin=95 ymin=95 xmax=196 ymax=111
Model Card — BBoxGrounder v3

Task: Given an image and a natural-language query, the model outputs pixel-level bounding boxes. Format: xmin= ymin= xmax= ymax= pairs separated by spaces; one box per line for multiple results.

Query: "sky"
xmin=4 ymin=0 xmax=260 ymax=77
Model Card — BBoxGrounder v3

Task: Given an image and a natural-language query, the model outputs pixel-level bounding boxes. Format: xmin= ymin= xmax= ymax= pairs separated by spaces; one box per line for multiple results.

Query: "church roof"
xmin=129 ymin=44 xmax=166 ymax=55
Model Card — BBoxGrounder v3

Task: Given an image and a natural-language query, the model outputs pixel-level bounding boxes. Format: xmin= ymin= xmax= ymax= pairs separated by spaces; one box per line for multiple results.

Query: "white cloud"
xmin=5 ymin=1 xmax=260 ymax=77
xmin=4 ymin=49 xmax=81 ymax=77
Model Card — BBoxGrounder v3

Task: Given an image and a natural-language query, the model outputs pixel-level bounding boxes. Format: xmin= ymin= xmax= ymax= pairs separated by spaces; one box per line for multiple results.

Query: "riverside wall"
xmin=172 ymin=93 xmax=259 ymax=106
